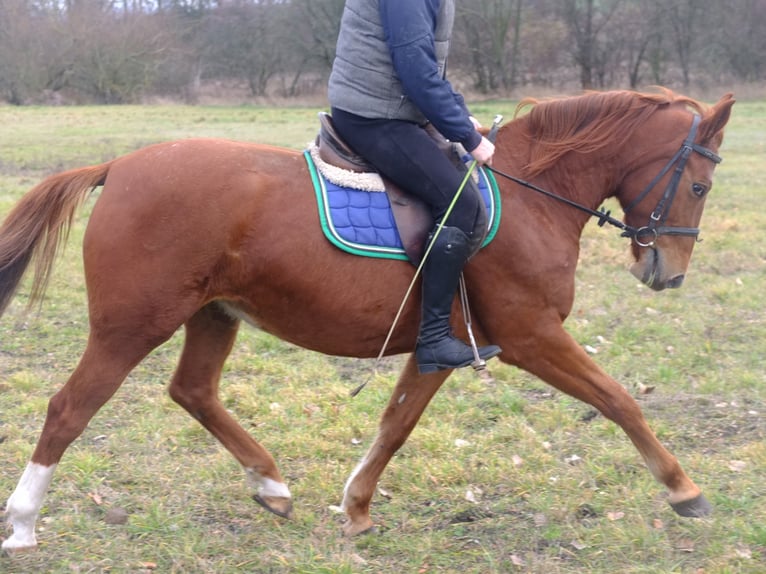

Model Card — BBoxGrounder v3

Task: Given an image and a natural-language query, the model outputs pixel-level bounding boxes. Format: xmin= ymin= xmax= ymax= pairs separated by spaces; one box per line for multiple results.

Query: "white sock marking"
xmin=2 ymin=463 xmax=57 ymax=551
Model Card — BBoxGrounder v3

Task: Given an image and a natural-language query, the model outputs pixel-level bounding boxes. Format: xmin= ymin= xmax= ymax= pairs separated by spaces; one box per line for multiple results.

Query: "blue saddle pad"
xmin=304 ymin=149 xmax=501 ymax=260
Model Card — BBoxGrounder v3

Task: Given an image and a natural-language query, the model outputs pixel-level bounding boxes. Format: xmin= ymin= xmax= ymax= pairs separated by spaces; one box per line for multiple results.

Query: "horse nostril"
xmin=666 ymin=275 xmax=685 ymax=289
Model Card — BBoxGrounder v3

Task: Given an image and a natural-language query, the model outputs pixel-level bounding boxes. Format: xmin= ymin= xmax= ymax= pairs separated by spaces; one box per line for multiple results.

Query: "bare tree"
xmin=0 ymin=0 xmax=763 ymax=104
xmin=559 ymin=0 xmax=622 ymax=89
xmin=710 ymin=0 xmax=766 ymax=82
xmin=201 ymin=1 xmax=289 ymax=97
xmin=0 ymin=1 xmax=46 ymax=103
xmin=663 ymin=0 xmax=709 ymax=88
xmin=455 ymin=0 xmax=523 ymax=92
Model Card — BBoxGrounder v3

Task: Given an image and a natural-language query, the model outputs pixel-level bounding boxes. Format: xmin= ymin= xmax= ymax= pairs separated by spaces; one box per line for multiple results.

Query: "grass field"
xmin=1 ymin=96 xmax=764 ymax=573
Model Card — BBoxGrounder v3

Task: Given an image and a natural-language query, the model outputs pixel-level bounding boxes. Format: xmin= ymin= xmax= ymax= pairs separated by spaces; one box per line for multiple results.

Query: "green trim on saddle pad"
xmin=305 ymin=150 xmax=501 ymax=261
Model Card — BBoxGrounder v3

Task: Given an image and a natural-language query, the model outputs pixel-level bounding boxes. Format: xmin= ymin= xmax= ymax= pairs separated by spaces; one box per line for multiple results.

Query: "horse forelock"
xmin=514 ymin=88 xmax=709 ymax=178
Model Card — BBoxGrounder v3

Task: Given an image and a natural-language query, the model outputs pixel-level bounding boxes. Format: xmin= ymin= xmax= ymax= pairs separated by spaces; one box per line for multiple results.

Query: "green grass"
xmin=1 ymin=98 xmax=764 ymax=573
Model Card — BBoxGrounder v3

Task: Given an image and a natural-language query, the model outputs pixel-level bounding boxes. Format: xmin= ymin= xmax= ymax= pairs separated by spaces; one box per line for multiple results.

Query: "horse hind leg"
xmin=167 ymin=303 xmax=292 ymax=519
xmin=3 ymin=332 xmax=158 ymax=553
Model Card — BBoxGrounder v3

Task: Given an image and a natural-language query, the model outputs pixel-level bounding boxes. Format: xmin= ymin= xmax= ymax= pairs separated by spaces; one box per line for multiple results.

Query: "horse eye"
xmin=692 ymin=183 xmax=707 ymax=197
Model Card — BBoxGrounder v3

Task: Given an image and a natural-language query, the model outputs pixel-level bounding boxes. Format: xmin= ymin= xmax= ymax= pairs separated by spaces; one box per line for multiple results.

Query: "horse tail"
xmin=0 ymin=161 xmax=113 ymax=317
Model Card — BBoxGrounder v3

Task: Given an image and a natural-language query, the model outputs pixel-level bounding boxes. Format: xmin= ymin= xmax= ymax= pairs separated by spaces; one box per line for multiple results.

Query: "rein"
xmin=487 ymin=113 xmax=722 ymax=247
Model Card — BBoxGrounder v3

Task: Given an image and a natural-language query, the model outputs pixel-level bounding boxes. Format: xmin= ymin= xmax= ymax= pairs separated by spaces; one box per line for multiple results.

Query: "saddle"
xmin=315 ymin=112 xmax=488 ymax=264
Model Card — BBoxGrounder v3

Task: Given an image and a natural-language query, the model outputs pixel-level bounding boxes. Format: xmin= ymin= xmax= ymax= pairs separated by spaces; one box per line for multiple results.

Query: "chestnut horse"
xmin=1 ymin=90 xmax=733 ymax=551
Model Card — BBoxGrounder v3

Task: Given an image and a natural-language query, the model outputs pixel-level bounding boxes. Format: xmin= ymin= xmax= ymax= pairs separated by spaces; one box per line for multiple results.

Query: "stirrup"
xmin=458 ymin=274 xmax=500 ymax=373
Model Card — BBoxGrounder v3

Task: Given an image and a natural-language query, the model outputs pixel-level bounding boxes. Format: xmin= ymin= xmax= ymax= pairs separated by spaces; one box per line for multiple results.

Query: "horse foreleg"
xmin=342 ymin=354 xmax=450 ymax=536
xmin=168 ymin=303 xmax=292 ymax=519
xmin=516 ymin=325 xmax=710 ymax=517
xmin=3 ymin=336 xmax=151 ymax=553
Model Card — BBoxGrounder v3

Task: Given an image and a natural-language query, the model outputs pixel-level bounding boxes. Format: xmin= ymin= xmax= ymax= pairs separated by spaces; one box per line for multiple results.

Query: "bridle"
xmin=487 ymin=113 xmax=723 ymax=247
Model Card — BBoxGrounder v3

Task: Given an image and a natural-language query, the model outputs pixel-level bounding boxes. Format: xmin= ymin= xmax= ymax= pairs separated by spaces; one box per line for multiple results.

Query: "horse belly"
xmin=218 ymin=255 xmax=421 ymax=358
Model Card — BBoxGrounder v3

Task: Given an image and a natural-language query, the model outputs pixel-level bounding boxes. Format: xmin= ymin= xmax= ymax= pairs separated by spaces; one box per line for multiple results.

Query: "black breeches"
xmin=331 ymin=107 xmax=481 ymax=234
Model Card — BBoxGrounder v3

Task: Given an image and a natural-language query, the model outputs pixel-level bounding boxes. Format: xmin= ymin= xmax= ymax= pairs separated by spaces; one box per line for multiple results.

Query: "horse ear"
xmin=699 ymin=93 xmax=735 ymax=143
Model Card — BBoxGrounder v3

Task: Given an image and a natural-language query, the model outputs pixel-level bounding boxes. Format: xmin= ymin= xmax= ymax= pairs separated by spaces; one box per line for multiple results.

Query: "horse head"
xmin=618 ymin=92 xmax=735 ymax=291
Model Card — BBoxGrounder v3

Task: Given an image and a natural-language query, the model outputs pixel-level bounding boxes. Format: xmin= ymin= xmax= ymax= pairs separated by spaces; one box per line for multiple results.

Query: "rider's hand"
xmin=470 ymin=136 xmax=495 ymax=166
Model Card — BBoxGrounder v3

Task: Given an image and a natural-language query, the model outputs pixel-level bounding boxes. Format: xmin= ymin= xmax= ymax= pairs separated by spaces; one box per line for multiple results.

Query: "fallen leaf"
xmin=510 ymin=554 xmax=525 ymax=567
xmin=571 ymin=540 xmax=587 ymax=551
xmin=735 ymin=545 xmax=752 ymax=559
xmin=565 ymin=454 xmax=582 ymax=465
xmin=465 ymin=489 xmax=477 ymax=503
xmin=377 ymin=485 xmax=393 ymax=499
xmin=454 ymin=439 xmax=471 ymax=448
xmin=511 ymin=454 xmax=524 ymax=467
xmin=637 ymin=383 xmax=656 ymax=395
xmin=87 ymin=492 xmax=103 ymax=506
xmin=652 ymin=518 xmax=664 ymax=529
xmin=676 ymin=538 xmax=695 ymax=553
xmin=607 ymin=511 xmax=625 ymax=521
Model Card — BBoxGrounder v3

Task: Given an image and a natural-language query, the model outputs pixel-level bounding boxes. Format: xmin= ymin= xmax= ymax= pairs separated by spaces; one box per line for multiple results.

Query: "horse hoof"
xmin=252 ymin=494 xmax=293 ymax=519
xmin=670 ymin=493 xmax=713 ymax=517
xmin=341 ymin=517 xmax=376 ymax=537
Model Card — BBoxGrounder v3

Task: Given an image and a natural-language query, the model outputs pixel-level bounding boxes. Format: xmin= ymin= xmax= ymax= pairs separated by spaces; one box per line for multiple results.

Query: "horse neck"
xmin=495 ymin=125 xmax=620 ymax=236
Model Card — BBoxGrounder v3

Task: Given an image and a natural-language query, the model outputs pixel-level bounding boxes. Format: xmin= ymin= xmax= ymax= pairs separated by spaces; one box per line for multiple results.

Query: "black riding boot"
xmin=415 ymin=226 xmax=501 ymax=374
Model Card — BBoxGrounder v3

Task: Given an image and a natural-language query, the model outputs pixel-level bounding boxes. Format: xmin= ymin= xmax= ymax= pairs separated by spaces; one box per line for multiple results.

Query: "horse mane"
xmin=514 ymin=88 xmax=708 ymax=177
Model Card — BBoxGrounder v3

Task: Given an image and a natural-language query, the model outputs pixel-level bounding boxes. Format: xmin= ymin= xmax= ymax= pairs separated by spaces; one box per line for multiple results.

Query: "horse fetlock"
xmin=246 ymin=470 xmax=291 ymax=497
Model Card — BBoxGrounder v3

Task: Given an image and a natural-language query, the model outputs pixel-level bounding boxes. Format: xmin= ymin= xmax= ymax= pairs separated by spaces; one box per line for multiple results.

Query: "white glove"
xmin=470 ymin=136 xmax=495 ymax=166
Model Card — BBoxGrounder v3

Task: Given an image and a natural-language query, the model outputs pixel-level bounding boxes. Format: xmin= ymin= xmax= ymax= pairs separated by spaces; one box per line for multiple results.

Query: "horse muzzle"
xmin=630 ymin=248 xmax=686 ymax=291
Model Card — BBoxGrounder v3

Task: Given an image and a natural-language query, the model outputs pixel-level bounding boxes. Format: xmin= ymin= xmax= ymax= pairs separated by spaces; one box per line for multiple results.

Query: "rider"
xmin=328 ymin=0 xmax=502 ymax=374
